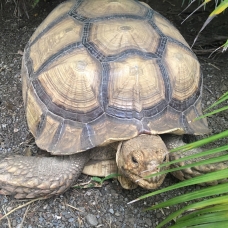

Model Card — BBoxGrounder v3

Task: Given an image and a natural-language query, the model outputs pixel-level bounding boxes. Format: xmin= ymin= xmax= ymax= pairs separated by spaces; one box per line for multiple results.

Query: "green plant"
xmin=73 ymin=173 xmax=120 ymax=189
xmin=129 ymin=133 xmax=228 ymax=227
xmin=32 ymin=0 xmax=39 ymax=8
xmin=91 ymin=173 xmax=120 ymax=185
xmin=182 ymin=0 xmax=228 ymax=51
xmin=130 ymin=90 xmax=228 ymax=227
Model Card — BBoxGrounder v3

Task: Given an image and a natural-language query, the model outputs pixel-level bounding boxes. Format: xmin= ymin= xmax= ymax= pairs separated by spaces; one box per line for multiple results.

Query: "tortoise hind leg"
xmin=0 ymin=152 xmax=90 ymax=199
xmin=162 ymin=135 xmax=228 ymax=185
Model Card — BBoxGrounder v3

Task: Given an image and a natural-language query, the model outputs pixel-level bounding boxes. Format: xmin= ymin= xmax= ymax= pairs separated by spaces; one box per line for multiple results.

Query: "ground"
xmin=0 ymin=0 xmax=227 ymax=227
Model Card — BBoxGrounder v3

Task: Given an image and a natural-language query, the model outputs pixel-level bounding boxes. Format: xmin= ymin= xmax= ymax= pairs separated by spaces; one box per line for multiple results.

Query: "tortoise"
xmin=0 ymin=0 xmax=223 ymax=199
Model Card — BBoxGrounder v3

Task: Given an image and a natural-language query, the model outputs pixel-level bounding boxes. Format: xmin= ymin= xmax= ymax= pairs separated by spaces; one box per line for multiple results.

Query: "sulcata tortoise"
xmin=0 ymin=0 xmax=223 ymax=199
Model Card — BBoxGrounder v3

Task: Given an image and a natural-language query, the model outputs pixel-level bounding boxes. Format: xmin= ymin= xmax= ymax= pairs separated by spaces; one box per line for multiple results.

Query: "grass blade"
xmin=171 ymin=211 xmax=228 ymax=228
xmin=172 ymin=220 xmax=228 ymax=228
xmin=102 ymin=173 xmax=119 ymax=182
xmin=146 ymin=182 xmax=228 ymax=210
xmin=128 ymin=168 xmax=228 ymax=204
xmin=177 ymin=204 xmax=228 ymax=222
xmin=160 ymin=144 xmax=228 ymax=168
xmin=194 ymin=106 xmax=228 ymax=120
xmin=192 ymin=0 xmax=228 ymax=46
xmin=156 ymin=195 xmax=228 ymax=228
xmin=145 ymin=153 xmax=228 ymax=180
xmin=204 ymin=91 xmax=228 ymax=111
xmin=170 ymin=130 xmax=228 ymax=152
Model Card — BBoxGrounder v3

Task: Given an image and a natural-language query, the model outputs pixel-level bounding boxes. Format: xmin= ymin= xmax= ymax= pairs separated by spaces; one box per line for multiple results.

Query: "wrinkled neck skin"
xmin=116 ymin=134 xmax=169 ymax=190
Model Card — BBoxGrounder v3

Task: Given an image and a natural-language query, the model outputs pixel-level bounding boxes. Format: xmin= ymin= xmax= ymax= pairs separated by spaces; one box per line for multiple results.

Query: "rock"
xmin=109 ymin=208 xmax=114 ymax=214
xmin=68 ymin=218 xmax=75 ymax=223
xmin=86 ymin=214 xmax=98 ymax=226
xmin=221 ymin=84 xmax=227 ymax=91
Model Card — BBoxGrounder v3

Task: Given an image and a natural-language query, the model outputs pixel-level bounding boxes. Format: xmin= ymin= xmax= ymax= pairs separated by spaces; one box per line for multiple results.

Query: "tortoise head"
xmin=116 ymin=134 xmax=169 ymax=189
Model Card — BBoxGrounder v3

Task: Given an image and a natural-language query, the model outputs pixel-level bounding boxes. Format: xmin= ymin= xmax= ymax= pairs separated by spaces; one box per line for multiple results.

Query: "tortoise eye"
xmin=131 ymin=156 xmax=138 ymax=164
xmin=163 ymin=155 xmax=167 ymax=162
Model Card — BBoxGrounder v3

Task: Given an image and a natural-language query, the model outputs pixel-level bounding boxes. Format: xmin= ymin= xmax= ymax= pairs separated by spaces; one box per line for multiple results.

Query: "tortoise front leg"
xmin=162 ymin=135 xmax=228 ymax=186
xmin=0 ymin=152 xmax=90 ymax=199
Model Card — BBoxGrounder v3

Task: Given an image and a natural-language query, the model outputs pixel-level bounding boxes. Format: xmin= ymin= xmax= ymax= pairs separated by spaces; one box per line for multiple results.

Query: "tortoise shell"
xmin=21 ymin=0 xmax=209 ymax=155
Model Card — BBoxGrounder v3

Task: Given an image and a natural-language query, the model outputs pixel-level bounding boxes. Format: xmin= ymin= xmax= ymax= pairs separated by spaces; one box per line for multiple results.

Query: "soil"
xmin=0 ymin=0 xmax=227 ymax=227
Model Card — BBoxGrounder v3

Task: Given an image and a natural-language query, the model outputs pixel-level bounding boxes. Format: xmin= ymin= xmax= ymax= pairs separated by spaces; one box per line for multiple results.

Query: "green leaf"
xmin=160 ymin=144 xmax=228 ymax=168
xmin=170 ymin=130 xmax=228 ymax=152
xmin=102 ymin=173 xmax=120 ymax=182
xmin=146 ymin=182 xmax=228 ymax=210
xmin=173 ymin=221 xmax=228 ymax=228
xmin=195 ymin=106 xmax=228 ymax=120
xmin=91 ymin=173 xmax=119 ymax=184
xmin=222 ymin=39 xmax=228 ymax=51
xmin=144 ymin=151 xmax=228 ymax=180
xmin=180 ymin=0 xmax=211 ymax=25
xmin=91 ymin=177 xmax=102 ymax=183
xmin=128 ymin=168 xmax=228 ymax=204
xmin=32 ymin=0 xmax=40 ymax=8
xmin=210 ymin=0 xmax=228 ymax=15
xmin=177 ymin=204 xmax=228 ymax=223
xmin=192 ymin=0 xmax=228 ymax=46
xmin=156 ymin=195 xmax=228 ymax=228
xmin=205 ymin=91 xmax=228 ymax=111
xmin=171 ymin=211 xmax=228 ymax=228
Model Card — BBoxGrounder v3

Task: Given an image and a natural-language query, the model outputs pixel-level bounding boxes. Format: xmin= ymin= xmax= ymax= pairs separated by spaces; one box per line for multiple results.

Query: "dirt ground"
xmin=0 ymin=0 xmax=227 ymax=227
